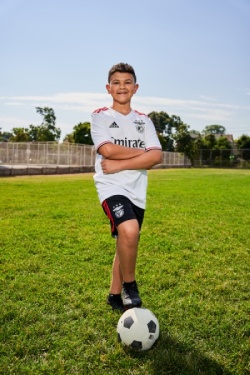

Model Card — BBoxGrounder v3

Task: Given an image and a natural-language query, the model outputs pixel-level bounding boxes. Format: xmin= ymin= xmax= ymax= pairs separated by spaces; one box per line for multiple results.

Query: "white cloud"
xmin=4 ymin=102 xmax=26 ymax=106
xmin=0 ymin=92 xmax=243 ymax=114
xmin=199 ymin=95 xmax=217 ymax=101
xmin=185 ymin=110 xmax=232 ymax=122
xmin=1 ymin=92 xmax=249 ymax=137
xmin=0 ymin=115 xmax=30 ymax=127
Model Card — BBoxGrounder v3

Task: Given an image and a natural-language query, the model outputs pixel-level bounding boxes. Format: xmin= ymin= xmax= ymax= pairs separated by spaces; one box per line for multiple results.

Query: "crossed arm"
xmin=98 ymin=143 xmax=163 ymax=174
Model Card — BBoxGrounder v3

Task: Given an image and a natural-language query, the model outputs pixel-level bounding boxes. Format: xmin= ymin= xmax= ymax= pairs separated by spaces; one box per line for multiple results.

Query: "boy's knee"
xmin=118 ymin=220 xmax=139 ymax=243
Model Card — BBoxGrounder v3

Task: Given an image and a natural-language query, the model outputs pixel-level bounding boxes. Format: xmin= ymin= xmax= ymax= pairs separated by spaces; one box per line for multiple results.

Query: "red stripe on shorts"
xmin=102 ymin=200 xmax=115 ymax=234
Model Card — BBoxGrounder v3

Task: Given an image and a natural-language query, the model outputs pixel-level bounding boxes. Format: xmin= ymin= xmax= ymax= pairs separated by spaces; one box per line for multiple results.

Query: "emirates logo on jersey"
xmin=111 ymin=137 xmax=145 ymax=148
xmin=134 ymin=120 xmax=145 ymax=134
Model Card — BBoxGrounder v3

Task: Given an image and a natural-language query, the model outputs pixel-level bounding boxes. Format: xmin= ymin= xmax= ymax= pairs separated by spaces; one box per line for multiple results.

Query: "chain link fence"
xmin=0 ymin=142 xmax=191 ymax=176
xmin=0 ymin=142 xmax=96 ymax=175
xmin=161 ymin=149 xmax=191 ymax=167
xmin=1 ymin=143 xmax=249 ymax=175
xmin=193 ymin=149 xmax=250 ymax=168
xmin=0 ymin=142 xmax=95 ymax=166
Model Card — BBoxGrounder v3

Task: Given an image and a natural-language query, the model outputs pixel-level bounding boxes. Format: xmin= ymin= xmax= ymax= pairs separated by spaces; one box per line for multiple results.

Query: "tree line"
xmin=1 ymin=107 xmax=250 ymax=163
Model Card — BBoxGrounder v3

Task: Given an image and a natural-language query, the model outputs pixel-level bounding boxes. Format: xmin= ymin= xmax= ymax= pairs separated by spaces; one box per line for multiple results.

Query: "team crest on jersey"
xmin=134 ymin=120 xmax=145 ymax=134
xmin=113 ymin=204 xmax=124 ymax=218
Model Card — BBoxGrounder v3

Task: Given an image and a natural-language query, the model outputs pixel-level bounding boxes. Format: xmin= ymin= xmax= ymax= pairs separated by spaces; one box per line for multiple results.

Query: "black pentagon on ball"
xmin=147 ymin=320 xmax=157 ymax=333
xmin=123 ymin=316 xmax=134 ymax=329
xmin=130 ymin=340 xmax=143 ymax=350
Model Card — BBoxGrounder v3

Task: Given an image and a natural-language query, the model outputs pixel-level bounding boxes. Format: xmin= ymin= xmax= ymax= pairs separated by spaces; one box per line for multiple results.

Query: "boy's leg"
xmin=109 ymin=251 xmax=123 ymax=294
xmin=116 ymin=219 xmax=140 ymax=283
xmin=116 ymin=219 xmax=142 ymax=308
xmin=108 ymin=219 xmax=141 ymax=310
xmin=107 ymin=253 xmax=124 ymax=312
xmin=103 ymin=196 xmax=143 ymax=310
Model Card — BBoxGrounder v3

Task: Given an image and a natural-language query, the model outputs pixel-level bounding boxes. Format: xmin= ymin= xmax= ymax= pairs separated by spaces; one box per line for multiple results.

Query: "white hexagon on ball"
xmin=117 ymin=307 xmax=160 ymax=351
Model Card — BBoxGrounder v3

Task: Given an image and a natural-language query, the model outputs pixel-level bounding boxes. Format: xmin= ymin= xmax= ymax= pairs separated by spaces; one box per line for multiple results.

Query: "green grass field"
xmin=1 ymin=169 xmax=249 ymax=375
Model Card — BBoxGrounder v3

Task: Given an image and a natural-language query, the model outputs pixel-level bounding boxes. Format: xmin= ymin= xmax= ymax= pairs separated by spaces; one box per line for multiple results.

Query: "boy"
xmin=91 ymin=63 xmax=162 ymax=312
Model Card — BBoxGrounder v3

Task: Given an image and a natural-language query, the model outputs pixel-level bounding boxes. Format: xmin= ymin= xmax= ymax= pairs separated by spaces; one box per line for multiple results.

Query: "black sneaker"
xmin=107 ymin=294 xmax=125 ymax=312
xmin=122 ymin=281 xmax=142 ymax=309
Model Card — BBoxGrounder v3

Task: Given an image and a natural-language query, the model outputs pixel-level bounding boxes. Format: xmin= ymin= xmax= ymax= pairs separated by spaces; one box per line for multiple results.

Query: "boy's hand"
xmin=101 ymin=158 xmax=121 ymax=174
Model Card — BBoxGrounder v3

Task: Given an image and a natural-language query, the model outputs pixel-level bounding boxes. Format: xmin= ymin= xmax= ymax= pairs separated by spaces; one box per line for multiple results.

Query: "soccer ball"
xmin=117 ymin=307 xmax=159 ymax=351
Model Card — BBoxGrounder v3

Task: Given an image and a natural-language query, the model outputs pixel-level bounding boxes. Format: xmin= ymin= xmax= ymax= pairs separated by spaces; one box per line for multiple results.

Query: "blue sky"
xmin=0 ymin=0 xmax=249 ymax=140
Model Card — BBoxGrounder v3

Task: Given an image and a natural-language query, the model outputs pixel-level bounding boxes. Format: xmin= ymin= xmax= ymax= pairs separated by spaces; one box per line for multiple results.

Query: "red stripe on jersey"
xmin=102 ymin=200 xmax=115 ymax=234
xmin=92 ymin=107 xmax=109 ymax=114
xmin=134 ymin=109 xmax=148 ymax=116
xmin=146 ymin=146 xmax=162 ymax=151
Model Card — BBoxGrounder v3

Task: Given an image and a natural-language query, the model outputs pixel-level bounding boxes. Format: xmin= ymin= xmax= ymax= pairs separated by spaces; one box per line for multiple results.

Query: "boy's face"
xmin=106 ymin=72 xmax=139 ymax=105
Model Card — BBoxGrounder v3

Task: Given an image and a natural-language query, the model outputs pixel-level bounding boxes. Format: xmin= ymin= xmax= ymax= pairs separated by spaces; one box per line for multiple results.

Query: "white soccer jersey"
xmin=91 ymin=107 xmax=162 ymax=209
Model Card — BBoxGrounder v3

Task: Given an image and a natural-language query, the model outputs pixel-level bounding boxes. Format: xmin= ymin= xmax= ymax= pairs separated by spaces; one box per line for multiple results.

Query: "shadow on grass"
xmin=126 ymin=330 xmax=233 ymax=375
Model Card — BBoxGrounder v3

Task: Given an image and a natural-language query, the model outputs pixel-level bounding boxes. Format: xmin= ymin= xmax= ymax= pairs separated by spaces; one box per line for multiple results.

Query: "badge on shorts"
xmin=113 ymin=204 xmax=124 ymax=218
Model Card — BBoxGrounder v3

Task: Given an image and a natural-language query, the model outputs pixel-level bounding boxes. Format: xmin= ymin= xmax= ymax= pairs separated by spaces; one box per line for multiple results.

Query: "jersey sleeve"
xmin=144 ymin=117 xmax=162 ymax=151
xmin=91 ymin=111 xmax=113 ymax=152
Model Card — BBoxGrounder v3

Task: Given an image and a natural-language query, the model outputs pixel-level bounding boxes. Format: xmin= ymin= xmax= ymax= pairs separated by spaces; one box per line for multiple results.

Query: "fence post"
xmin=57 ymin=143 xmax=60 ymax=165
xmin=45 ymin=143 xmax=48 ymax=165
xmin=7 ymin=143 xmax=9 ymax=164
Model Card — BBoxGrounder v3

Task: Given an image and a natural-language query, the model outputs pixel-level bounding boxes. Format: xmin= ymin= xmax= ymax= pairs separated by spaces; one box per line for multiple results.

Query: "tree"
xmin=236 ymin=134 xmax=250 ymax=160
xmin=2 ymin=107 xmax=61 ymax=143
xmin=148 ymin=111 xmax=189 ymax=151
xmin=174 ymin=126 xmax=200 ymax=163
xmin=29 ymin=107 xmax=61 ymax=142
xmin=36 ymin=107 xmax=56 ymax=128
xmin=196 ymin=134 xmax=233 ymax=166
xmin=213 ymin=136 xmax=232 ymax=163
xmin=64 ymin=122 xmax=93 ymax=145
xmin=0 ymin=128 xmax=13 ymax=142
xmin=202 ymin=125 xmax=226 ymax=136
xmin=147 ymin=111 xmax=171 ymax=133
xmin=202 ymin=134 xmax=217 ymax=149
xmin=214 ymin=136 xmax=232 ymax=150
xmin=156 ymin=133 xmax=168 ymax=151
xmin=63 ymin=133 xmax=74 ymax=143
xmin=236 ymin=134 xmax=250 ymax=149
xmin=10 ymin=128 xmax=31 ymax=142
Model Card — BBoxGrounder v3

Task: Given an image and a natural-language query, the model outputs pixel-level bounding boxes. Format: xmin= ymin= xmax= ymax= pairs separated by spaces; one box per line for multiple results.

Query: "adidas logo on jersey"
xmin=109 ymin=122 xmax=119 ymax=128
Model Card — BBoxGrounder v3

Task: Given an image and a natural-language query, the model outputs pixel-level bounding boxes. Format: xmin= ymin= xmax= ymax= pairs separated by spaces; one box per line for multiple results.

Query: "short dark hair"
xmin=108 ymin=63 xmax=137 ymax=83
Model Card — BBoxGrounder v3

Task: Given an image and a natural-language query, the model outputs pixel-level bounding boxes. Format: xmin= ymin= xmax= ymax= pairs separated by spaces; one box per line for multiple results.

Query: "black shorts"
xmin=102 ymin=195 xmax=145 ymax=238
